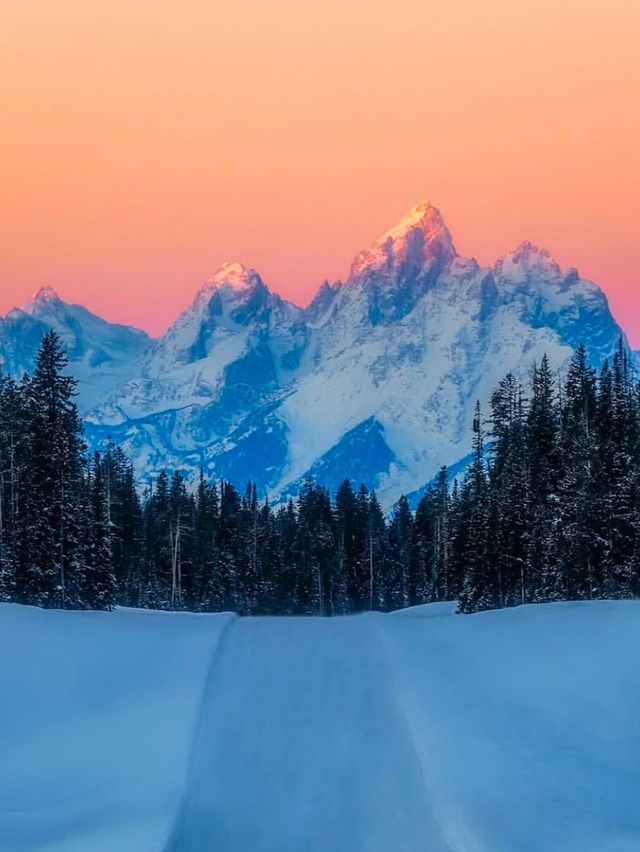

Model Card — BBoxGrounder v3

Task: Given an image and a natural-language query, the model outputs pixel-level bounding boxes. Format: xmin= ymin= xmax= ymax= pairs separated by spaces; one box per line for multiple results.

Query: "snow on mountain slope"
xmin=493 ymin=241 xmax=623 ymax=353
xmin=0 ymin=204 xmax=629 ymax=502
xmin=2 ymin=600 xmax=640 ymax=851
xmin=83 ymin=262 xmax=306 ymax=485
xmin=0 ymin=287 xmax=150 ymax=410
xmin=93 ymin=262 xmax=304 ymax=423
xmin=273 ymin=204 xmax=626 ymax=502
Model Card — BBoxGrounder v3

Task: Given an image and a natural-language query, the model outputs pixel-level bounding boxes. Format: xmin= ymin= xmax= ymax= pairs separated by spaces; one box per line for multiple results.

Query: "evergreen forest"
xmin=2 ymin=331 xmax=639 ymax=615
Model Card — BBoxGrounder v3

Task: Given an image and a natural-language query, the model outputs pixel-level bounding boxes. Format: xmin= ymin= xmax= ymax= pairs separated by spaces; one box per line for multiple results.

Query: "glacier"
xmin=0 ymin=202 xmax=629 ymax=504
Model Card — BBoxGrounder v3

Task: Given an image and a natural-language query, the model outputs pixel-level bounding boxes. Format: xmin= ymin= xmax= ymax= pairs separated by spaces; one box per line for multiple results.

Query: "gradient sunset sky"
xmin=2 ymin=0 xmax=639 ymax=340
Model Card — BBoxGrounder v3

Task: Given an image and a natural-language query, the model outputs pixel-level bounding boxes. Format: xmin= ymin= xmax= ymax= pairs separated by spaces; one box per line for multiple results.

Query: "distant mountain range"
xmin=0 ymin=202 xmax=628 ymax=505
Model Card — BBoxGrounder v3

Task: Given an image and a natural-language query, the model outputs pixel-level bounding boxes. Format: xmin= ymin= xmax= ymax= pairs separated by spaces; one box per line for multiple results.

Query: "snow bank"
xmin=379 ymin=600 xmax=640 ymax=852
xmin=0 ymin=605 xmax=234 ymax=852
xmin=1 ymin=600 xmax=639 ymax=851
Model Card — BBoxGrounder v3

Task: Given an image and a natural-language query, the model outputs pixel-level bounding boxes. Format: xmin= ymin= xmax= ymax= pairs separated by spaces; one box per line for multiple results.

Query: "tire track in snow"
xmin=163 ymin=613 xmax=241 ymax=852
xmin=371 ymin=616 xmax=458 ymax=852
xmin=165 ymin=614 xmax=449 ymax=852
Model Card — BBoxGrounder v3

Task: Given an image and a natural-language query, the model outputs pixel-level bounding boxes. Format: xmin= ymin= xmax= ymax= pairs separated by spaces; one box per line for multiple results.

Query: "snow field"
xmin=2 ymin=600 xmax=640 ymax=851
xmin=0 ymin=605 xmax=234 ymax=852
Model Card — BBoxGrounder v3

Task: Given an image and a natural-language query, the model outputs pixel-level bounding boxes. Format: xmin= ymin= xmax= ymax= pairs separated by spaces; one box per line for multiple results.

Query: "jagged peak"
xmin=192 ymin=262 xmax=267 ymax=308
xmin=22 ymin=285 xmax=62 ymax=310
xmin=34 ymin=284 xmax=60 ymax=300
xmin=208 ymin=261 xmax=256 ymax=287
xmin=495 ymin=241 xmax=562 ymax=278
xmin=349 ymin=201 xmax=457 ymax=281
xmin=8 ymin=285 xmax=65 ymax=319
xmin=379 ymin=200 xmax=447 ymax=242
xmin=512 ymin=240 xmax=553 ymax=261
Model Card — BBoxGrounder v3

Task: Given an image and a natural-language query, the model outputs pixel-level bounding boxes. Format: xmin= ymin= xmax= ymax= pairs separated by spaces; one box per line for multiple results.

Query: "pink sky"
xmin=1 ymin=0 xmax=639 ymax=341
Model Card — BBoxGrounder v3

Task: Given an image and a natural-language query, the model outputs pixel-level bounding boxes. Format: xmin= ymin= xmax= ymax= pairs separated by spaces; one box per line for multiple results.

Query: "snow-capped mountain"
xmin=275 ymin=202 xmax=625 ymax=502
xmin=0 ymin=286 xmax=150 ymax=409
xmin=0 ymin=203 xmax=629 ymax=504
xmin=93 ymin=261 xmax=305 ymax=421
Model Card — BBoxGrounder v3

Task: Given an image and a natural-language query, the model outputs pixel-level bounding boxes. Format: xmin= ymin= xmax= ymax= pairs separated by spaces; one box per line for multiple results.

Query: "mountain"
xmin=0 ymin=204 xmax=629 ymax=504
xmin=0 ymin=286 xmax=150 ymax=409
xmin=273 ymin=202 xmax=625 ymax=502
xmin=85 ymin=261 xmax=307 ymax=485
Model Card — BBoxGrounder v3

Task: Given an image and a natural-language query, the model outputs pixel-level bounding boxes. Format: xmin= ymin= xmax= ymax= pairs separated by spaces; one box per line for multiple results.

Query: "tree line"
xmin=1 ymin=331 xmax=639 ymax=615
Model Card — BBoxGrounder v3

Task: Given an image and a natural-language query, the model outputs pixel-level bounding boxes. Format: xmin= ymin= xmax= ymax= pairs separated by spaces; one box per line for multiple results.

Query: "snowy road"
xmin=166 ymin=615 xmax=448 ymax=852
xmin=3 ymin=601 xmax=640 ymax=851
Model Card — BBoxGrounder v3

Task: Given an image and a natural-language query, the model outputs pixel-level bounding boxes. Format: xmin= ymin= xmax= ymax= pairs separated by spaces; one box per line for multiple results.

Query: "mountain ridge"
xmin=3 ymin=202 xmax=617 ymax=343
xmin=0 ymin=203 xmax=631 ymax=505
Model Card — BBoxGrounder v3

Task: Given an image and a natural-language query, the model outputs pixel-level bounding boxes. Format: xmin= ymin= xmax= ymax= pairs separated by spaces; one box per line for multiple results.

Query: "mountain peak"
xmin=382 ymin=200 xmax=444 ymax=238
xmin=196 ymin=260 xmax=264 ymax=300
xmin=209 ymin=261 xmax=253 ymax=286
xmin=349 ymin=201 xmax=457 ymax=281
xmin=512 ymin=240 xmax=552 ymax=260
xmin=13 ymin=285 xmax=63 ymax=317
xmin=205 ymin=261 xmax=265 ymax=292
xmin=191 ymin=262 xmax=266 ymax=308
xmin=495 ymin=241 xmax=562 ymax=281
xmin=31 ymin=285 xmax=61 ymax=305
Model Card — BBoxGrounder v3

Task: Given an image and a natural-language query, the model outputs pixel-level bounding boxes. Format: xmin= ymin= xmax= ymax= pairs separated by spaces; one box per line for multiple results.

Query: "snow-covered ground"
xmin=2 ymin=600 xmax=640 ymax=851
xmin=0 ymin=606 xmax=233 ymax=852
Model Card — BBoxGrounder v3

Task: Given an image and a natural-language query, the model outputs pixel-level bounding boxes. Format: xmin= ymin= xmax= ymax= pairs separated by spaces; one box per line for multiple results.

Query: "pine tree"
xmin=448 ymin=478 xmax=469 ymax=598
xmin=218 ymin=480 xmax=242 ymax=611
xmin=142 ymin=471 xmax=172 ymax=607
xmin=194 ymin=470 xmax=220 ymax=610
xmin=366 ymin=492 xmax=387 ymax=610
xmin=410 ymin=489 xmax=436 ymax=605
xmin=432 ymin=466 xmax=452 ymax=600
xmin=110 ymin=449 xmax=144 ymax=606
xmin=458 ymin=401 xmax=494 ymax=612
xmin=334 ymin=479 xmax=367 ymax=610
xmin=84 ymin=452 xmax=117 ymax=609
xmin=384 ymin=496 xmax=413 ymax=611
xmin=240 ymin=481 xmax=261 ymax=613
xmin=0 ymin=374 xmax=27 ymax=601
xmin=525 ymin=355 xmax=560 ymax=601
xmin=168 ymin=470 xmax=193 ymax=609
xmin=601 ymin=339 xmax=638 ymax=596
xmin=18 ymin=331 xmax=86 ymax=608
xmin=489 ymin=374 xmax=528 ymax=606
xmin=556 ymin=344 xmax=599 ymax=599
xmin=273 ymin=499 xmax=299 ymax=614
xmin=295 ymin=478 xmax=336 ymax=615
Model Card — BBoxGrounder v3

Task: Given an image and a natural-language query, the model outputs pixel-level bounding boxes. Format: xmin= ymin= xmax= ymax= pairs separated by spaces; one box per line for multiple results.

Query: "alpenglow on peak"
xmin=210 ymin=261 xmax=252 ymax=285
xmin=349 ymin=200 xmax=457 ymax=281
xmin=190 ymin=262 xmax=266 ymax=308
xmin=30 ymin=285 xmax=61 ymax=305
xmin=381 ymin=200 xmax=448 ymax=239
xmin=15 ymin=286 xmax=63 ymax=316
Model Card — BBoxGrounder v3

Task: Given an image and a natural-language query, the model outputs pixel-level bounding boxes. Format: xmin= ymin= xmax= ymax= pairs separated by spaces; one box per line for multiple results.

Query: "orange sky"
xmin=1 ymin=0 xmax=639 ymax=340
